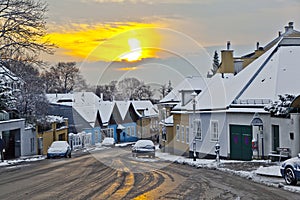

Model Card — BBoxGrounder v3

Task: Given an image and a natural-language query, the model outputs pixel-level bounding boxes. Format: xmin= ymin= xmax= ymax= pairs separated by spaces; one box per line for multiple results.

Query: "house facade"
xmin=36 ymin=116 xmax=68 ymax=155
xmin=46 ymin=92 xmax=158 ymax=144
xmin=169 ymin=22 xmax=300 ymax=160
xmin=158 ymin=76 xmax=207 ymax=155
xmin=0 ymin=64 xmax=35 ymax=159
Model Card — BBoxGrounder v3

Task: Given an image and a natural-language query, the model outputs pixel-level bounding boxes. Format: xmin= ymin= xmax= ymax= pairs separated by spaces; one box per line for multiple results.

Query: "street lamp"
xmin=191 ymin=91 xmax=197 ymax=161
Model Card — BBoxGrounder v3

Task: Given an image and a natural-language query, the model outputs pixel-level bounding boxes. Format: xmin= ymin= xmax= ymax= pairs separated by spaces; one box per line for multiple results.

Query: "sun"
xmin=120 ymin=38 xmax=142 ymax=62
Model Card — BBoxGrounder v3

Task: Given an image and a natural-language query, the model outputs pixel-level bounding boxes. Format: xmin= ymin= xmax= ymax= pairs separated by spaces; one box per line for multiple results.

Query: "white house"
xmin=173 ymin=22 xmax=300 ymax=160
xmin=0 ymin=64 xmax=35 ymax=159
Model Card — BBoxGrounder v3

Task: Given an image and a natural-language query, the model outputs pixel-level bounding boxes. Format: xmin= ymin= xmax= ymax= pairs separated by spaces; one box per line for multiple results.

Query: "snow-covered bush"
xmin=264 ymin=94 xmax=295 ymax=117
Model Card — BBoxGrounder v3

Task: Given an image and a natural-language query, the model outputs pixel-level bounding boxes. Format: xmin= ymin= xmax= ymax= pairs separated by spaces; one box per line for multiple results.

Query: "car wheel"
xmin=284 ymin=167 xmax=297 ymax=185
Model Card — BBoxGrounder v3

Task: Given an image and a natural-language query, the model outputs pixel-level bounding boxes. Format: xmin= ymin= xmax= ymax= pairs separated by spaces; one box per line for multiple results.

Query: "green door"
xmin=230 ymin=125 xmax=253 ymax=161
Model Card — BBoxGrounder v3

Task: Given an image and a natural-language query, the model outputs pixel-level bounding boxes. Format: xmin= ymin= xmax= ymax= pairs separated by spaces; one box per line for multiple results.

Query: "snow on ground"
xmin=156 ymin=151 xmax=300 ymax=194
xmin=1 ymin=145 xmax=300 ymax=194
xmin=0 ymin=155 xmax=45 ymax=167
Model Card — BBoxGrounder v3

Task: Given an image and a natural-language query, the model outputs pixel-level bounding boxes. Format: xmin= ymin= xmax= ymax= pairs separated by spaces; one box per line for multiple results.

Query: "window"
xmin=194 ymin=119 xmax=202 ymax=140
xmin=210 ymin=121 xmax=219 ymax=141
xmin=290 ymin=132 xmax=294 ymax=140
xmin=176 ymin=124 xmax=180 ymax=141
xmin=131 ymin=126 xmax=135 ymax=136
xmin=181 ymin=125 xmax=185 ymax=142
xmin=102 ymin=128 xmax=114 ymax=138
xmin=126 ymin=126 xmax=131 ymax=136
xmin=162 ymin=126 xmax=166 ymax=141
xmin=30 ymin=138 xmax=34 ymax=152
xmin=186 ymin=126 xmax=189 ymax=144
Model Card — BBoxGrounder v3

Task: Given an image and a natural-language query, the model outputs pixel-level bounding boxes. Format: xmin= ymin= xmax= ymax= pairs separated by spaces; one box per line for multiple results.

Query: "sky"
xmin=43 ymin=0 xmax=300 ymax=88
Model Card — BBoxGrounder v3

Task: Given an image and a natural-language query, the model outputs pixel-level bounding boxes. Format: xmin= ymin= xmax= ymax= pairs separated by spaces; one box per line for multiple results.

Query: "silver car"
xmin=47 ymin=141 xmax=72 ymax=159
xmin=132 ymin=140 xmax=155 ymax=158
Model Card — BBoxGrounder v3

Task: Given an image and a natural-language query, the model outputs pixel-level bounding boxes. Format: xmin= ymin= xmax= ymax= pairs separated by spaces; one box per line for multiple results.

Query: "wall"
xmin=173 ymin=113 xmax=189 ymax=156
xmin=192 ymin=112 xmax=227 ymax=158
xmin=37 ymin=121 xmax=69 ymax=155
xmin=21 ymin=127 xmax=36 ymax=156
xmin=219 ymin=50 xmax=234 ymax=73
xmin=0 ymin=119 xmax=25 ymax=159
xmin=271 ymin=114 xmax=299 ymax=157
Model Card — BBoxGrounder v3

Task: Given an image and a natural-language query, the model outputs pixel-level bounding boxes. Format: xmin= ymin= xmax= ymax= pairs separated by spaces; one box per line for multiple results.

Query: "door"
xmin=230 ymin=125 xmax=253 ymax=161
xmin=272 ymin=125 xmax=279 ymax=151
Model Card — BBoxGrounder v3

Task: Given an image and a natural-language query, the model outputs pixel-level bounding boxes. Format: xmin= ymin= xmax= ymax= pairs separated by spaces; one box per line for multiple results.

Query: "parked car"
xmin=101 ymin=137 xmax=115 ymax=147
xmin=132 ymin=140 xmax=155 ymax=158
xmin=47 ymin=141 xmax=72 ymax=159
xmin=280 ymin=153 xmax=300 ymax=185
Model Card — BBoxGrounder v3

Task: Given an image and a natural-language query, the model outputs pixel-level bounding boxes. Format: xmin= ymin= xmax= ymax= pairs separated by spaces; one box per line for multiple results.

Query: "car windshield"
xmin=134 ymin=140 xmax=154 ymax=147
xmin=51 ymin=142 xmax=68 ymax=148
xmin=103 ymin=138 xmax=114 ymax=143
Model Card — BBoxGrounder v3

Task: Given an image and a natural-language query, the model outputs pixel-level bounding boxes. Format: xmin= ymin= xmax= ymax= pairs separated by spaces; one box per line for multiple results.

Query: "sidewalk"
xmin=0 ymin=155 xmax=45 ymax=167
xmin=155 ymin=151 xmax=282 ymax=177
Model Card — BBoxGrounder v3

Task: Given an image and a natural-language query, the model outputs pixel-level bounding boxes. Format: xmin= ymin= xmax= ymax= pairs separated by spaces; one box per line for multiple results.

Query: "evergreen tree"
xmin=207 ymin=51 xmax=220 ymax=78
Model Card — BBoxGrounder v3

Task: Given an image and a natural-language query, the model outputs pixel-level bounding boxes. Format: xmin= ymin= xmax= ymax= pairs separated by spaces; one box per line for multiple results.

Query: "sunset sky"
xmin=43 ymin=0 xmax=300 ymax=87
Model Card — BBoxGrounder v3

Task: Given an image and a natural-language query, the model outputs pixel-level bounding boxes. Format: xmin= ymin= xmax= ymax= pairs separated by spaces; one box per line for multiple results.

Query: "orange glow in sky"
xmin=45 ymin=22 xmax=164 ymax=62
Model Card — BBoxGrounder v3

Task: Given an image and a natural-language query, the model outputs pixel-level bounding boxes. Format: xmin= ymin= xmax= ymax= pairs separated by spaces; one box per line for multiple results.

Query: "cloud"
xmin=45 ymin=22 xmax=165 ymax=62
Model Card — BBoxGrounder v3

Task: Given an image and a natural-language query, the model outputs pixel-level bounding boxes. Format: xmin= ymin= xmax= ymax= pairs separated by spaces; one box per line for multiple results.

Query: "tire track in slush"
xmin=96 ymin=159 xmax=134 ymax=199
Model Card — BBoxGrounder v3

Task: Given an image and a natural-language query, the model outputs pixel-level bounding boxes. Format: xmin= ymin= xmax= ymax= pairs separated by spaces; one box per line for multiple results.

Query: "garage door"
xmin=230 ymin=125 xmax=253 ymax=161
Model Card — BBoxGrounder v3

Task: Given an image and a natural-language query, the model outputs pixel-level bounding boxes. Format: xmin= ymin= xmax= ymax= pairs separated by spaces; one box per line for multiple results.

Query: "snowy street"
xmin=0 ymin=146 xmax=299 ymax=199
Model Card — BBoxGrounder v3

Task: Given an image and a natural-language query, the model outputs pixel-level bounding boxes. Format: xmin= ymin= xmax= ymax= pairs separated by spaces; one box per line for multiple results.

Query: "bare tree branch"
xmin=0 ymin=0 xmax=55 ymax=64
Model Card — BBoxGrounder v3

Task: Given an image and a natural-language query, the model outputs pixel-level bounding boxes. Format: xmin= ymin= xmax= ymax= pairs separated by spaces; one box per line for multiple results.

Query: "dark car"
xmin=280 ymin=153 xmax=300 ymax=185
xmin=47 ymin=141 xmax=72 ymax=159
xmin=132 ymin=140 xmax=155 ymax=158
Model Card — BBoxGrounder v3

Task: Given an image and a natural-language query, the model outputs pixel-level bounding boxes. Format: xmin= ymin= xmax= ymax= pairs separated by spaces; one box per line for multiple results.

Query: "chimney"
xmin=256 ymin=42 xmax=259 ymax=50
xmin=227 ymin=41 xmax=231 ymax=50
xmin=285 ymin=21 xmax=294 ymax=32
xmin=278 ymin=31 xmax=282 ymax=37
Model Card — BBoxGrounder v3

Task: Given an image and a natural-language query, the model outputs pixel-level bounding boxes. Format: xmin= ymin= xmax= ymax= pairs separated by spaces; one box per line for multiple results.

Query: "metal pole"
xmin=192 ymin=92 xmax=197 ymax=161
xmin=260 ymin=126 xmax=264 ymax=159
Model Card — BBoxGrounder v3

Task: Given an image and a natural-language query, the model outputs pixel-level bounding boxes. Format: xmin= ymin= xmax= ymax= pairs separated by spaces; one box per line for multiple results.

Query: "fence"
xmin=69 ymin=132 xmax=92 ymax=149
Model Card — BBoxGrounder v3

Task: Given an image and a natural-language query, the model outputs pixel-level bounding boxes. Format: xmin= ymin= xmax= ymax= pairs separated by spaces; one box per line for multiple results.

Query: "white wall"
xmin=189 ymin=110 xmax=300 ymax=159
xmin=21 ymin=127 xmax=36 ymax=156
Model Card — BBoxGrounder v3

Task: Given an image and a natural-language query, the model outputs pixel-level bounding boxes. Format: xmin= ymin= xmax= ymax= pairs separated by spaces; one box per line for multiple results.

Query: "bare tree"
xmin=42 ymin=62 xmax=82 ymax=93
xmin=8 ymin=61 xmax=49 ymax=122
xmin=132 ymin=84 xmax=153 ymax=100
xmin=0 ymin=0 xmax=54 ymax=64
xmin=95 ymin=81 xmax=118 ymax=101
xmin=159 ymin=80 xmax=173 ymax=98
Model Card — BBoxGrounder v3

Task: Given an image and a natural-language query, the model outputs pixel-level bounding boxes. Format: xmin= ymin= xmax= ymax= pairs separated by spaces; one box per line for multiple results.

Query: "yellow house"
xmin=36 ymin=116 xmax=68 ymax=155
xmin=173 ymin=113 xmax=190 ymax=156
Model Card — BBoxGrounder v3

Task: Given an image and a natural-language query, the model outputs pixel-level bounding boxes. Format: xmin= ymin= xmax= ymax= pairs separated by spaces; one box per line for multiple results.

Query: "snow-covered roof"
xmin=46 ymin=93 xmax=74 ymax=106
xmin=175 ymin=34 xmax=300 ymax=112
xmin=97 ymin=101 xmax=114 ymax=125
xmin=162 ymin=115 xmax=173 ymax=126
xmin=131 ymin=100 xmax=158 ymax=117
xmin=47 ymin=93 xmax=158 ymax=126
xmin=160 ymin=76 xmax=209 ymax=103
xmin=37 ymin=115 xmax=65 ymax=123
xmin=115 ymin=101 xmax=130 ymax=120
xmin=47 ymin=92 xmax=101 ymax=127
